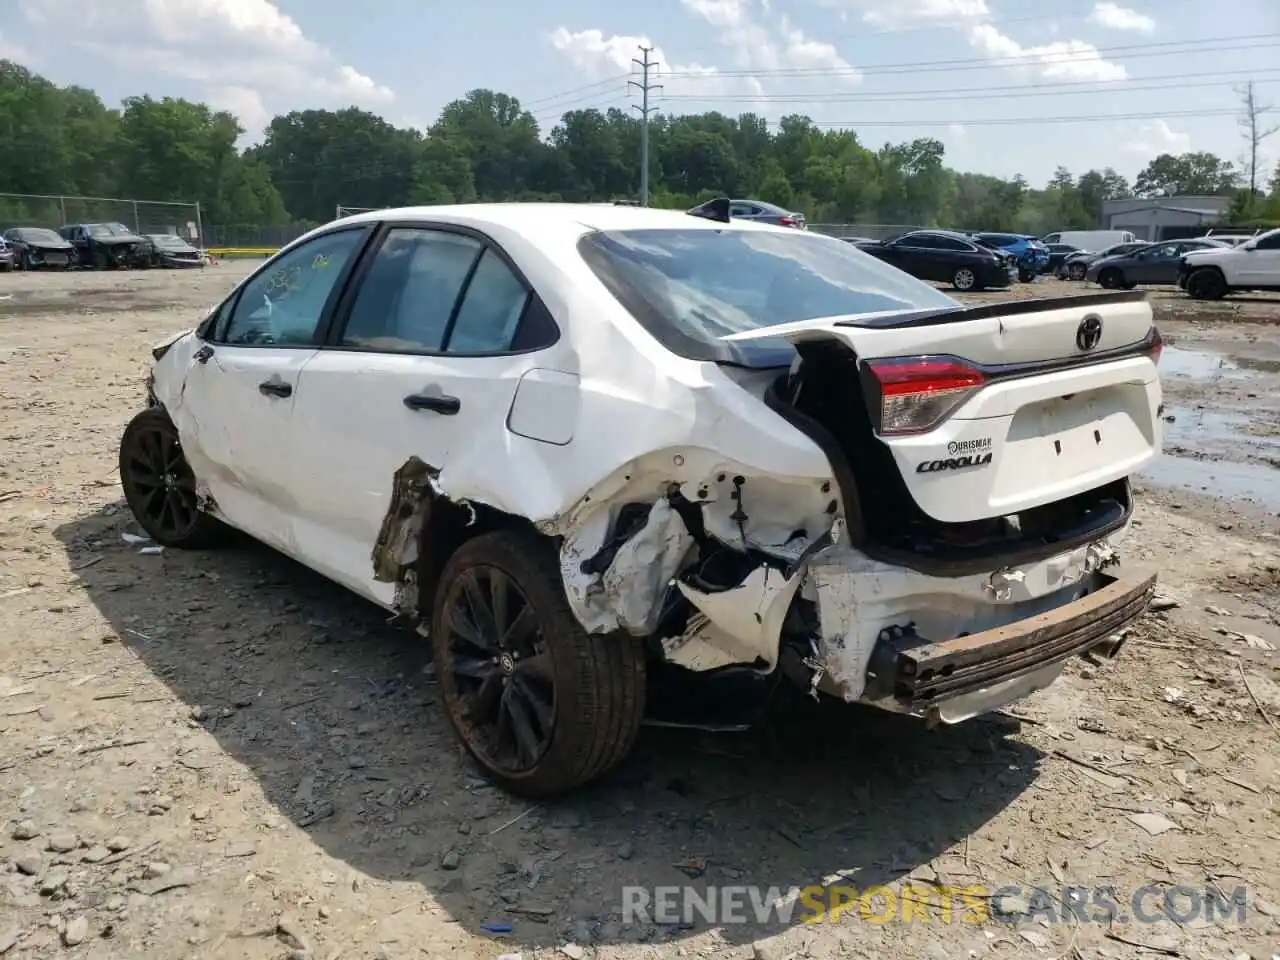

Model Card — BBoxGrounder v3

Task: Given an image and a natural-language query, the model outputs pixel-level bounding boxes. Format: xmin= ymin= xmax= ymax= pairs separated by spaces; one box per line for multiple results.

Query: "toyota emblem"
xmin=1076 ymin=314 xmax=1103 ymax=351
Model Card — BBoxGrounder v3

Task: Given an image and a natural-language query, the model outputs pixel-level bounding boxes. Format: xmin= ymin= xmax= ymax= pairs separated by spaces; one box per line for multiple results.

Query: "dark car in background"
xmin=854 ymin=230 xmax=1016 ymax=291
xmin=2 ymin=227 xmax=76 ymax=269
xmin=1057 ymin=241 xmax=1148 ymax=280
xmin=0 ymin=237 xmax=13 ymax=271
xmin=138 ymin=234 xmax=205 ymax=268
xmin=1085 ymin=238 xmax=1228 ymax=289
xmin=971 ymin=232 xmax=1050 ymax=282
xmin=58 ymin=222 xmax=147 ymax=268
xmin=688 ymin=198 xmax=806 ymax=228
xmin=1044 ymin=243 xmax=1080 ymax=274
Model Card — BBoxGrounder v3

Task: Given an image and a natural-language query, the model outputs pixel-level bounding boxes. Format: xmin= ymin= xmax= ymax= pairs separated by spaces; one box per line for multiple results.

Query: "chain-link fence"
xmin=0 ymin=192 xmax=203 ymax=242
xmin=809 ymin=222 xmax=925 ymax=241
xmin=199 ymin=223 xmax=313 ymax=250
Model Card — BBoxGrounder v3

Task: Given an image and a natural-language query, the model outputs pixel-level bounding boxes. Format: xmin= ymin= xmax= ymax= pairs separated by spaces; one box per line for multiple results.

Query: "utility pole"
xmin=629 ymin=46 xmax=662 ymax=206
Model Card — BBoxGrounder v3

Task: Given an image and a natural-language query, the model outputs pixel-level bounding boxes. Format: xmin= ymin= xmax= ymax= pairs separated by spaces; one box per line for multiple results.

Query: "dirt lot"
xmin=1 ymin=266 xmax=1279 ymax=960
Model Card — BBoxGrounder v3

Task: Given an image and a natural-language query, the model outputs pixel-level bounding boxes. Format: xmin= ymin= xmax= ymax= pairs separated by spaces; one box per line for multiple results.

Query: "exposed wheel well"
xmin=413 ymin=497 xmax=546 ymax=619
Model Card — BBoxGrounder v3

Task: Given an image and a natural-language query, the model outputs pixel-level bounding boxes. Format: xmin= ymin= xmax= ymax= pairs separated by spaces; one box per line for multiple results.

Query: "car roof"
xmin=335 ymin=202 xmax=800 ymax=236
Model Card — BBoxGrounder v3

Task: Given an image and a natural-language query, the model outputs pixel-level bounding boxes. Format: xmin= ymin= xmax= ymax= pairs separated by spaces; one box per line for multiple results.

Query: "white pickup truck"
xmin=1179 ymin=227 xmax=1280 ymax=299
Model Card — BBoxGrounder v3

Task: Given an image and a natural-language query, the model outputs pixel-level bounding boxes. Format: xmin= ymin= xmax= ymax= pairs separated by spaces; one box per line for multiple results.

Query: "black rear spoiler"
xmin=834 ymin=289 xmax=1149 ymax=330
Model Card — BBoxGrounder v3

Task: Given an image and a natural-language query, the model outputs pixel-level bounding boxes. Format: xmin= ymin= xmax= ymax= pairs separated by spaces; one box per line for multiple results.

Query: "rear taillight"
xmin=778 ymin=216 xmax=798 ymax=227
xmin=1146 ymin=326 xmax=1163 ymax=365
xmin=861 ymin=357 xmax=987 ymax=436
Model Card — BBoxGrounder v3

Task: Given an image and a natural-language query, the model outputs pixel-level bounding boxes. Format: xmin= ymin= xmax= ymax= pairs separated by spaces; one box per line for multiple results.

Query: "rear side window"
xmin=341 ymin=228 xmax=482 ymax=352
xmin=447 ymin=249 xmax=531 ymax=354
xmin=578 ymin=227 xmax=956 ymax=360
xmin=1256 ymin=231 xmax=1280 ymax=250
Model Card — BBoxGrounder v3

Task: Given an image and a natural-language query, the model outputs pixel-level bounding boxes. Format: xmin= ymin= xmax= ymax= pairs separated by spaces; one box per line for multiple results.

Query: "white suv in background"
xmin=1179 ymin=227 xmax=1280 ymax=299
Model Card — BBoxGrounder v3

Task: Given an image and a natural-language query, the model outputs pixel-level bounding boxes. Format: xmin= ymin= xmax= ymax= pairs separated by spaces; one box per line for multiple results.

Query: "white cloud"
xmin=947 ymin=122 xmax=967 ymax=140
xmin=843 ymin=0 xmax=1127 ymax=82
xmin=20 ymin=0 xmax=393 ymax=132
xmin=548 ymin=0 xmax=860 ymax=123
xmin=850 ymin=0 xmax=990 ymax=30
xmin=1087 ymin=2 xmax=1156 ymax=33
xmin=206 ymin=85 xmax=271 ymax=137
xmin=968 ymin=24 xmax=1127 ymax=81
xmin=1124 ymin=119 xmax=1191 ymax=156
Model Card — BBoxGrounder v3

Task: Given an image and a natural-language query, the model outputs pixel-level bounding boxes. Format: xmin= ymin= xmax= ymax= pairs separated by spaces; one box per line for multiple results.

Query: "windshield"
xmin=90 ymin=222 xmax=136 ymax=238
xmin=149 ymin=235 xmax=192 ymax=249
xmin=578 ymin=227 xmax=957 ymax=360
xmin=18 ymin=228 xmax=62 ymax=243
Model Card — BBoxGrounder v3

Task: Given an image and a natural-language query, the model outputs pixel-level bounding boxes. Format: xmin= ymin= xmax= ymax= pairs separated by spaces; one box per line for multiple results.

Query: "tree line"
xmin=3 ymin=58 xmax=1279 ymax=235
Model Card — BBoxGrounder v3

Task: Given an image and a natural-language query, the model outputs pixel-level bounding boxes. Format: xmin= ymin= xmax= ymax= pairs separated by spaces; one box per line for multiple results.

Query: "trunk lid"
xmin=730 ymin=292 xmax=1162 ymax=525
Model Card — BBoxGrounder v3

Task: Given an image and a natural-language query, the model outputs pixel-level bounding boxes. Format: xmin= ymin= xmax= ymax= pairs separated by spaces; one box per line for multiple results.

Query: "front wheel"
xmin=1098 ymin=268 xmax=1123 ymax=289
xmin=1068 ymin=263 xmax=1086 ymax=280
xmin=1186 ymin=268 xmax=1227 ymax=301
xmin=1018 ymin=268 xmax=1035 ymax=283
xmin=952 ymin=267 xmax=978 ymax=291
xmin=118 ymin=407 xmax=221 ymax=548
xmin=432 ymin=530 xmax=646 ymax=797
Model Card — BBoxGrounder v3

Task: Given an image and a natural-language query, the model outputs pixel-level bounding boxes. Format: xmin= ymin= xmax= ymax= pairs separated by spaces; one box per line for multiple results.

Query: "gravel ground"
xmin=1 ymin=266 xmax=1278 ymax=960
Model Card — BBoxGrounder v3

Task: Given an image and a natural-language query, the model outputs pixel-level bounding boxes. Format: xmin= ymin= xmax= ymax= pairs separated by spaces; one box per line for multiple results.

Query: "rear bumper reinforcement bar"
xmin=881 ymin=572 xmax=1157 ymax=711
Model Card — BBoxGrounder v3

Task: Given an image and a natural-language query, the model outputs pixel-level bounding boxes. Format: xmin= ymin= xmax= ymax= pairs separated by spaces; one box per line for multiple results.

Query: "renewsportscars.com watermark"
xmin=622 ymin=884 xmax=1250 ymax=926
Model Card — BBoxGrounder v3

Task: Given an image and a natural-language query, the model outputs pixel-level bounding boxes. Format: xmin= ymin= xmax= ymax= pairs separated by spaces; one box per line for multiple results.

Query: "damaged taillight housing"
xmin=861 ymin=356 xmax=987 ymax=436
xmin=1146 ymin=325 xmax=1164 ymax=365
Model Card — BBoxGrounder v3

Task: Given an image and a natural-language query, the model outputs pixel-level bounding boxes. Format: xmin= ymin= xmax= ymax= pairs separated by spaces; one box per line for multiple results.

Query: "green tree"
xmin=1134 ymin=152 xmax=1239 ymax=197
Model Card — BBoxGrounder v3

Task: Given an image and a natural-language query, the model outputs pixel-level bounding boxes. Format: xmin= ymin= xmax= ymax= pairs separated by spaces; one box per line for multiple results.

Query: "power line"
xmin=629 ymin=46 xmax=662 ymax=206
xmin=808 ymin=107 xmax=1225 ymax=128
xmin=661 ymin=33 xmax=1280 ymax=80
xmin=661 ymin=73 xmax=1280 ymax=105
xmin=521 ymin=74 xmax=630 ymax=110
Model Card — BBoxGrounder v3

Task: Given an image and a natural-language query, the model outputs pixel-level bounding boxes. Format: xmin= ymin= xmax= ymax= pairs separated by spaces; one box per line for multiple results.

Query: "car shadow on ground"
xmin=55 ymin=503 xmax=1044 ymax=951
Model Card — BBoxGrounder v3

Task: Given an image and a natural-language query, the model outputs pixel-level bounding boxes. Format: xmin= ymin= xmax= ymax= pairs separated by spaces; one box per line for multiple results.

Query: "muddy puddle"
xmin=1143 ymin=343 xmax=1280 ymax=513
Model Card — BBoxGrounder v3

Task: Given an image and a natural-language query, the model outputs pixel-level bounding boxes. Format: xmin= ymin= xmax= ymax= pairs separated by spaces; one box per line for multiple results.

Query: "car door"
xmin=170 ymin=226 xmax=371 ymax=556
xmin=929 ymin=234 xmax=975 ymax=281
xmin=1238 ymin=230 xmax=1280 ymax=285
xmin=286 ymin=223 xmax=563 ymax=607
xmin=1131 ymin=243 xmax=1178 ymax=283
xmin=888 ymin=233 xmax=939 ymax=278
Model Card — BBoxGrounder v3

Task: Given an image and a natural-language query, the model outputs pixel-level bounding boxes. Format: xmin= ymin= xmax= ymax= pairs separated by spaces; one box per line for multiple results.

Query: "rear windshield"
xmin=577 ymin=228 xmax=956 ymax=362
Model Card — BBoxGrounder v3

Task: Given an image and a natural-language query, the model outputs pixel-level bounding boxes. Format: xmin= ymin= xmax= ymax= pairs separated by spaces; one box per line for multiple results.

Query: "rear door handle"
xmin=403 ymin=393 xmax=460 ymax=415
xmin=259 ymin=380 xmax=292 ymax=398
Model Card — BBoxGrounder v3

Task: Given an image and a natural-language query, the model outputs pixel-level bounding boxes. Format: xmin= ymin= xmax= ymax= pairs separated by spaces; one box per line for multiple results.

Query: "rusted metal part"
xmin=888 ymin=572 xmax=1157 ymax=709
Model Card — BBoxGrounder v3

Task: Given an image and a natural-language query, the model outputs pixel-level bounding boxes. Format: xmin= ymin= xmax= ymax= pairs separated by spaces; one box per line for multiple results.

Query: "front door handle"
xmin=259 ymin=379 xmax=292 ymax=398
xmin=403 ymin=393 xmax=460 ymax=415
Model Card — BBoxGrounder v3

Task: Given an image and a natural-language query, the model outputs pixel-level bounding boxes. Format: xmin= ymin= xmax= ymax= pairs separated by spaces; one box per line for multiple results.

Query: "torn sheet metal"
xmin=597 ymin=499 xmax=694 ymax=636
xmin=669 ymin=565 xmax=802 ymax=670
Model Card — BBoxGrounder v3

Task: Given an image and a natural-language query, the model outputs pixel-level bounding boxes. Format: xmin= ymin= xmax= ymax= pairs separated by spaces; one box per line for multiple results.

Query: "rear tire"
xmin=432 ymin=530 xmax=646 ymax=798
xmin=1186 ymin=268 xmax=1227 ymax=301
xmin=118 ymin=407 xmax=222 ymax=549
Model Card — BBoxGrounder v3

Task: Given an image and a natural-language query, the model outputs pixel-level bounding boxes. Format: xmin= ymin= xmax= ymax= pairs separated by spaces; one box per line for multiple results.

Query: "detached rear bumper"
xmin=866 ymin=571 xmax=1155 ymax=714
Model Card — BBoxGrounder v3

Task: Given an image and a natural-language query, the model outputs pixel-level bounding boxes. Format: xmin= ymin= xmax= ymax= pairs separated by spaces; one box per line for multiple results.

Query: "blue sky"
xmin=1 ymin=0 xmax=1277 ymax=187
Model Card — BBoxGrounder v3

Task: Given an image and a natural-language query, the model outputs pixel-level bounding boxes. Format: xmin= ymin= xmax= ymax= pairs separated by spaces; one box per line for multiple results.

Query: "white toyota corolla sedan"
xmin=121 ymin=201 xmax=1163 ymax=796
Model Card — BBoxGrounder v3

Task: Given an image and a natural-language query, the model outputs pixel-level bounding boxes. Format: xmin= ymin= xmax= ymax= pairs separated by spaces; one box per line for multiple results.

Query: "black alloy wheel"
xmin=431 ymin=530 xmax=646 ymax=797
xmin=118 ymin=408 xmax=220 ymax=547
xmin=438 ymin=564 xmax=556 ymax=774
